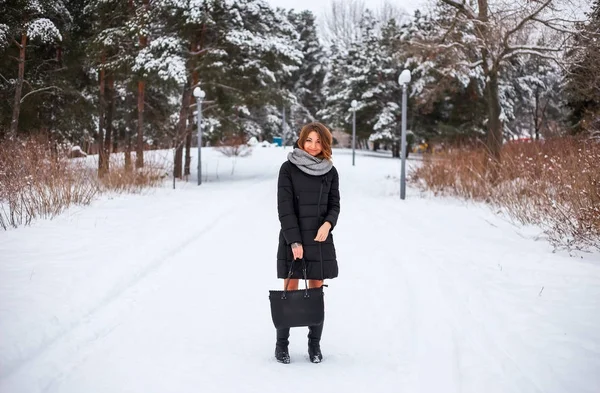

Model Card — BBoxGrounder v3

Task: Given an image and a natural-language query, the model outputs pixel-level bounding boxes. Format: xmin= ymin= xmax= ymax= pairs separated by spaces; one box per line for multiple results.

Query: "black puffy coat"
xmin=276 ymin=160 xmax=340 ymax=280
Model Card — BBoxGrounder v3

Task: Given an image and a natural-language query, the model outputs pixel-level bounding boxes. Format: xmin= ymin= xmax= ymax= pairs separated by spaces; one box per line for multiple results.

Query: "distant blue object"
xmin=273 ymin=137 xmax=282 ymax=146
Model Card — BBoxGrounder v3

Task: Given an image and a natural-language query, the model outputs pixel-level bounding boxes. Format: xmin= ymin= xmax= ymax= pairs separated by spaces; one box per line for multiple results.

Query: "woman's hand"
xmin=291 ymin=242 xmax=303 ymax=259
xmin=314 ymin=222 xmax=332 ymax=242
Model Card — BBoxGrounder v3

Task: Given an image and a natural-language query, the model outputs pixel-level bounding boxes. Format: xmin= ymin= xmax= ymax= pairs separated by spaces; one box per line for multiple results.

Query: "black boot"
xmin=275 ymin=328 xmax=290 ymax=364
xmin=308 ymin=323 xmax=324 ymax=363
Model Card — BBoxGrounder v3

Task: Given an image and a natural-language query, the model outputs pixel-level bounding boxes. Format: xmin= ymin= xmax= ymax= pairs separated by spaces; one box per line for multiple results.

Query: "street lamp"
xmin=351 ymin=99 xmax=357 ymax=166
xmin=398 ymin=69 xmax=411 ymax=200
xmin=193 ymin=86 xmax=206 ymax=185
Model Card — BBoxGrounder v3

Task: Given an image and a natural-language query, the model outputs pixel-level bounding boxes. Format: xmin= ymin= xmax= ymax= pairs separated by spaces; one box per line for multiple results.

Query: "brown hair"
xmin=298 ymin=122 xmax=333 ymax=161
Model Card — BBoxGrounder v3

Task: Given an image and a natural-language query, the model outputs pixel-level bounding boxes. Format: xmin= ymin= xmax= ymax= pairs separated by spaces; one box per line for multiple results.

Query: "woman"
xmin=275 ymin=122 xmax=340 ymax=364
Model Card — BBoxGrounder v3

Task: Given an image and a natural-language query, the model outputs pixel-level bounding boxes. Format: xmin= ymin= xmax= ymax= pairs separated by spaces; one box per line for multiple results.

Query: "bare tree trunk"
xmin=474 ymin=0 xmax=502 ymax=176
xmin=174 ymin=145 xmax=183 ymax=178
xmin=184 ymin=70 xmax=199 ymax=177
xmin=98 ymin=52 xmax=107 ymax=177
xmin=9 ymin=33 xmax=28 ymax=138
xmin=124 ymin=0 xmax=134 ymax=170
xmin=533 ymin=90 xmax=549 ymax=141
xmin=136 ymin=0 xmax=149 ymax=169
xmin=485 ymin=71 xmax=503 ymax=181
xmin=125 ymin=93 xmax=133 ymax=171
xmin=136 ymin=77 xmax=146 ymax=168
xmin=125 ymin=130 xmax=133 ymax=171
xmin=104 ymin=74 xmax=115 ymax=174
xmin=174 ymin=84 xmax=191 ymax=179
xmin=531 ymin=92 xmax=539 ymax=140
xmin=392 ymin=142 xmax=400 ymax=158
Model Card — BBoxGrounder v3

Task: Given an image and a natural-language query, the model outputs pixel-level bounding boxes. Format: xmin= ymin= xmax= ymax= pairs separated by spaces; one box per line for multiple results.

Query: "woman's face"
xmin=303 ymin=131 xmax=322 ymax=157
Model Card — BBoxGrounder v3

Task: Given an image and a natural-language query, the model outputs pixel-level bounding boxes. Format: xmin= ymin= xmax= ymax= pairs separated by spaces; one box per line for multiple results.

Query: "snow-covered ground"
xmin=1 ymin=147 xmax=599 ymax=393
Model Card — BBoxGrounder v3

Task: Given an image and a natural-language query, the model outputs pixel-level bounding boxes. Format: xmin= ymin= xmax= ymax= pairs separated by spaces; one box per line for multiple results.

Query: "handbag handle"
xmin=282 ymin=258 xmax=310 ymax=300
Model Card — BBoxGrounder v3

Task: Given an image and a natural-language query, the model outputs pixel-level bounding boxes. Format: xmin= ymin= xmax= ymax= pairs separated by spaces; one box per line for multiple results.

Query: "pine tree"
xmin=286 ymin=10 xmax=327 ymax=128
xmin=504 ymin=51 xmax=564 ymax=140
xmin=319 ymin=43 xmax=348 ymax=129
xmin=369 ymin=18 xmax=403 ymax=155
xmin=0 ymin=0 xmax=71 ymax=139
xmin=321 ymin=10 xmax=384 ymax=147
xmin=565 ymin=0 xmax=600 ymax=136
xmin=402 ymin=6 xmax=487 ymax=145
xmin=85 ymin=0 xmax=132 ymax=175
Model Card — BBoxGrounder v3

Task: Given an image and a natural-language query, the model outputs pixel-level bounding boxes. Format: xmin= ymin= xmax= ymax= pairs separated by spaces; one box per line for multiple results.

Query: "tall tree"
xmin=430 ymin=0 xmax=581 ymax=173
xmin=369 ymin=18 xmax=404 ymax=155
xmin=134 ymin=0 xmax=150 ymax=168
xmin=0 ymin=0 xmax=70 ymax=139
xmin=565 ymin=0 xmax=600 ymax=137
xmin=87 ymin=0 xmax=131 ymax=175
xmin=505 ymin=52 xmax=564 ymax=140
xmin=319 ymin=43 xmax=348 ymax=129
xmin=287 ymin=10 xmax=327 ymax=126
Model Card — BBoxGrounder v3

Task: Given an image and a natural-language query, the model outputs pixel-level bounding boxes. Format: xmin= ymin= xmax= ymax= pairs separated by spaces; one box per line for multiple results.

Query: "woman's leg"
xmin=308 ymin=280 xmax=323 ymax=288
xmin=275 ymin=327 xmax=291 ymax=364
xmin=276 ymin=279 xmax=298 ymax=364
xmin=283 ymin=278 xmax=299 ymax=290
xmin=307 ymin=280 xmax=324 ymax=363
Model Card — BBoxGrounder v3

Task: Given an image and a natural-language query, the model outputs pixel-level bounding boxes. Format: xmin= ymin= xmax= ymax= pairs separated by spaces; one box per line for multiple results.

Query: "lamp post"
xmin=193 ymin=87 xmax=205 ymax=185
xmin=398 ymin=69 xmax=411 ymax=200
xmin=351 ymin=99 xmax=357 ymax=166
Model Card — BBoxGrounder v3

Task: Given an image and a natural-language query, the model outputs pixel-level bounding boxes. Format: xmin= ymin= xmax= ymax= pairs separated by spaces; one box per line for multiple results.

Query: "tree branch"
xmin=189 ymin=47 xmax=211 ymax=56
xmin=531 ymin=17 xmax=581 ymax=35
xmin=201 ymin=81 xmax=243 ymax=92
xmin=412 ymin=40 xmax=469 ymax=51
xmin=440 ymin=10 xmax=462 ymax=44
xmin=506 ymin=44 xmax=563 ymax=53
xmin=503 ymin=49 xmax=559 ymax=62
xmin=438 ymin=0 xmax=477 ymax=19
xmin=20 ymin=86 xmax=63 ymax=103
xmin=502 ymin=0 xmax=553 ymax=45
xmin=457 ymin=60 xmax=484 ymax=69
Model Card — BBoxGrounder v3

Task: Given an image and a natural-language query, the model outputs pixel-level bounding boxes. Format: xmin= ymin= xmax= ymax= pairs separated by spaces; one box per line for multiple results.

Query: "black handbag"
xmin=269 ymin=258 xmax=324 ymax=329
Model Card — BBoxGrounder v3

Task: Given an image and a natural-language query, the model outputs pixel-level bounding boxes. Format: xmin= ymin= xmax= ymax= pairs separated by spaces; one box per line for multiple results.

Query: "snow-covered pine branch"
xmin=27 ymin=18 xmax=62 ymax=43
xmin=133 ymin=36 xmax=187 ymax=83
xmin=0 ymin=24 xmax=9 ymax=48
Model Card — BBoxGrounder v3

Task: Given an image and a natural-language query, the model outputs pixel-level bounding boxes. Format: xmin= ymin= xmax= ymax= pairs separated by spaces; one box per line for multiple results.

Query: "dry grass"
xmin=99 ymin=154 xmax=168 ymax=193
xmin=216 ymin=135 xmax=252 ymax=157
xmin=411 ymin=137 xmax=600 ymax=251
xmin=0 ymin=137 xmax=168 ymax=230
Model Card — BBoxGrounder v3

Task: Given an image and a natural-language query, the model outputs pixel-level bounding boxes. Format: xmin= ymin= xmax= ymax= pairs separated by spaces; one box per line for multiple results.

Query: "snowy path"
xmin=1 ymin=148 xmax=599 ymax=393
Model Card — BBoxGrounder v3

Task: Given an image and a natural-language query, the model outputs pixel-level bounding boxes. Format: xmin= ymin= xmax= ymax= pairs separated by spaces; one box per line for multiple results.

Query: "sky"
xmin=265 ymin=0 xmax=428 ymax=19
xmin=265 ymin=0 xmax=591 ymax=21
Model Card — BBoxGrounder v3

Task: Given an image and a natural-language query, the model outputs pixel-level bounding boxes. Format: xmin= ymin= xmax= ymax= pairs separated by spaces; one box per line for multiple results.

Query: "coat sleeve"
xmin=277 ymin=163 xmax=302 ymax=245
xmin=324 ymin=167 xmax=340 ymax=231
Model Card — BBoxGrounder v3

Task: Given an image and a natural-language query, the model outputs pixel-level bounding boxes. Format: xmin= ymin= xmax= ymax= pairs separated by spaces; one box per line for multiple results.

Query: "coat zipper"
xmin=317 ymin=176 xmax=326 ymax=281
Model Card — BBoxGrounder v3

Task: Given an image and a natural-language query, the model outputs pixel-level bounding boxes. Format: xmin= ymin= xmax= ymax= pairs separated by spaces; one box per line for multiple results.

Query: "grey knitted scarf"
xmin=287 ymin=148 xmax=333 ymax=176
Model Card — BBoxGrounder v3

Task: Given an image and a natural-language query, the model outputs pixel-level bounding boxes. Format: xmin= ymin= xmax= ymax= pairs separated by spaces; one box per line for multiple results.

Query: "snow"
xmin=0 ymin=24 xmax=9 ymax=48
xmin=27 ymin=18 xmax=62 ymax=43
xmin=134 ymin=36 xmax=186 ymax=84
xmin=1 ymin=147 xmax=599 ymax=393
